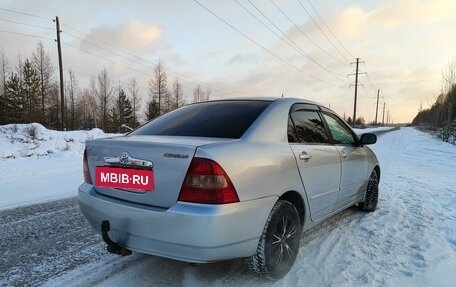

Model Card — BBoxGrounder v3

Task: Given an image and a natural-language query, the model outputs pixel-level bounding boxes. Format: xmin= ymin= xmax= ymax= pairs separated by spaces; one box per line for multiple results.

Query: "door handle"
xmin=341 ymin=152 xmax=348 ymax=159
xmin=299 ymin=152 xmax=312 ymax=162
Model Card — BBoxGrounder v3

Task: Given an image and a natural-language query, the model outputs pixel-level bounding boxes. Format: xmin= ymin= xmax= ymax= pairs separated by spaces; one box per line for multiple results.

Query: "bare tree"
xmin=89 ymin=75 xmax=98 ymax=128
xmin=193 ymin=85 xmax=203 ymax=102
xmin=128 ymin=78 xmax=142 ymax=127
xmin=73 ymin=88 xmax=96 ymax=129
xmin=32 ymin=42 xmax=54 ymax=124
xmin=172 ymin=78 xmax=184 ymax=109
xmin=65 ymin=70 xmax=78 ymax=130
xmin=0 ymin=48 xmax=9 ymax=124
xmin=193 ymin=85 xmax=210 ymax=102
xmin=95 ymin=68 xmax=112 ymax=131
xmin=205 ymin=87 xmax=211 ymax=100
xmin=0 ymin=48 xmax=8 ymax=96
xmin=442 ymin=59 xmax=456 ymax=94
xmin=442 ymin=59 xmax=456 ymax=122
xmin=148 ymin=60 xmax=170 ymax=115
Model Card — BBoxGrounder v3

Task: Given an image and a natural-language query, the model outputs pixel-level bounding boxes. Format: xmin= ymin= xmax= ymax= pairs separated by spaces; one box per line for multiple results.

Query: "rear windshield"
xmin=130 ymin=100 xmax=272 ymax=139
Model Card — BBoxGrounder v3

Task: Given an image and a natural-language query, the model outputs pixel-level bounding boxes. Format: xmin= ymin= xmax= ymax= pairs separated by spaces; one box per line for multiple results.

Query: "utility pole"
xmin=375 ymin=89 xmax=380 ymax=125
xmin=348 ymin=58 xmax=366 ymax=126
xmin=54 ymin=16 xmax=65 ymax=131
xmin=382 ymin=102 xmax=386 ymax=125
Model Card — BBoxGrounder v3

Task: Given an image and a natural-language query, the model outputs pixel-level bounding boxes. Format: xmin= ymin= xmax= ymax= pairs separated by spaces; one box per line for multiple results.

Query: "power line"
xmin=0 ymin=7 xmax=52 ymax=21
xmin=63 ymin=31 xmax=147 ymax=68
xmin=269 ymin=0 xmax=346 ymax=66
xmin=63 ymin=41 xmax=156 ymax=78
xmin=0 ymin=28 xmax=54 ymax=41
xmin=62 ymin=23 xmax=148 ymax=65
xmin=0 ymin=8 xmax=254 ymax=97
xmin=62 ymin=40 xmax=254 ymax=98
xmin=193 ymin=0 xmax=343 ymax=88
xmin=242 ymin=0 xmax=348 ymax=83
xmin=306 ymin=0 xmax=355 ymax=60
xmin=296 ymin=0 xmax=350 ymax=63
xmin=62 ymin=25 xmax=255 ymax=97
xmin=0 ymin=18 xmax=54 ymax=30
xmin=362 ymin=62 xmax=376 ymax=92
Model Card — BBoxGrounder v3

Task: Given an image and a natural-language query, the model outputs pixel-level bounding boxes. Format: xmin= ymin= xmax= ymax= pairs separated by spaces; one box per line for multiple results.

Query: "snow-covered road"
xmin=1 ymin=127 xmax=455 ymax=287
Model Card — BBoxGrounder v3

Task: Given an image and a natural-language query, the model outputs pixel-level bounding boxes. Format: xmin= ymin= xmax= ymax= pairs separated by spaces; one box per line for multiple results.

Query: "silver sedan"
xmin=78 ymin=97 xmax=380 ymax=279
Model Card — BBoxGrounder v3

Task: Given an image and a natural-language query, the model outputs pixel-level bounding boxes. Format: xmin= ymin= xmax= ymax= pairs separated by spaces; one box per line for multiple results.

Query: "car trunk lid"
xmin=85 ymin=135 xmax=231 ymax=208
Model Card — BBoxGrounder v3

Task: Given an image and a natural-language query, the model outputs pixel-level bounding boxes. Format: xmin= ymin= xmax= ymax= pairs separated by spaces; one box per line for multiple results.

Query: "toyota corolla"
xmin=78 ymin=97 xmax=380 ymax=279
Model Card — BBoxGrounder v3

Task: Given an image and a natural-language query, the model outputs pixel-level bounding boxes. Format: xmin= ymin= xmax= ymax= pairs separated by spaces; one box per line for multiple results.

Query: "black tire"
xmin=359 ymin=169 xmax=379 ymax=212
xmin=248 ymin=200 xmax=302 ymax=279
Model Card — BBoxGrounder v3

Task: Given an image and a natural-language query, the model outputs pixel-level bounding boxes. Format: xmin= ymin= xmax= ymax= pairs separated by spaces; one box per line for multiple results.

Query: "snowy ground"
xmin=1 ymin=126 xmax=455 ymax=286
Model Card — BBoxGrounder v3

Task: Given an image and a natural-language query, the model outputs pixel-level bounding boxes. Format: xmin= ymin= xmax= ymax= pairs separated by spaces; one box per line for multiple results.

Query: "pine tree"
xmin=119 ymin=89 xmax=134 ymax=126
xmin=21 ymin=59 xmax=40 ymax=123
xmin=110 ymin=88 xmax=134 ymax=131
xmin=145 ymin=97 xmax=160 ymax=120
xmin=4 ymin=72 xmax=23 ymax=123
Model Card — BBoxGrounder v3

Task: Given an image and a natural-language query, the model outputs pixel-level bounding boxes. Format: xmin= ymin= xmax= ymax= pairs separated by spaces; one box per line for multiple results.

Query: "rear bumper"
xmin=78 ymin=183 xmax=277 ymax=263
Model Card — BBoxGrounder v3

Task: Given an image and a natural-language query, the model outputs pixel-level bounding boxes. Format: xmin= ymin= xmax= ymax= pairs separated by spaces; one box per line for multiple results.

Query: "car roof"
xmin=198 ymin=96 xmax=323 ymax=107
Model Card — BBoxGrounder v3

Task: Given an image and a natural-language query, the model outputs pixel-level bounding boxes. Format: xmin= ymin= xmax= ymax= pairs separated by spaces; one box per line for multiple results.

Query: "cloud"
xmin=328 ymin=7 xmax=368 ymax=39
xmin=368 ymin=0 xmax=456 ymax=29
xmin=325 ymin=0 xmax=456 ymax=40
xmin=80 ymin=21 xmax=163 ymax=56
xmin=227 ymin=53 xmax=260 ymax=65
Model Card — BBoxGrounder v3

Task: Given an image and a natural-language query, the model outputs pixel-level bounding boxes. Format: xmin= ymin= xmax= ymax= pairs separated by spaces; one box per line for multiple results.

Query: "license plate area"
xmin=95 ymin=166 xmax=154 ymax=192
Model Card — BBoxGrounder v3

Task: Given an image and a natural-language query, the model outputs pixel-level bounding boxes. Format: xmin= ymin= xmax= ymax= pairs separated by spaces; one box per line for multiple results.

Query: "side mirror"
xmin=359 ymin=133 xmax=377 ymax=145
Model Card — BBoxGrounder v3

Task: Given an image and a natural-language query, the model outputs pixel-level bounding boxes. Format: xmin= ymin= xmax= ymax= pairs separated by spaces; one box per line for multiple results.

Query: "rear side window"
xmin=130 ymin=100 xmax=272 ymax=139
xmin=289 ymin=110 xmax=329 ymax=144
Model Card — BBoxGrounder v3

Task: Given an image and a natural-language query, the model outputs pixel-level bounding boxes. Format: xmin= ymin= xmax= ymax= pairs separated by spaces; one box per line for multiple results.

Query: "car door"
xmin=288 ymin=105 xmax=342 ymax=221
xmin=321 ymin=112 xmax=370 ymax=209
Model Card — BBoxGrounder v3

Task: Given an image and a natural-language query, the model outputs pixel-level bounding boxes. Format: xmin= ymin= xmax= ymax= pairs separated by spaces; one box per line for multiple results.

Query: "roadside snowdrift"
xmin=0 ymin=123 xmax=108 ymax=159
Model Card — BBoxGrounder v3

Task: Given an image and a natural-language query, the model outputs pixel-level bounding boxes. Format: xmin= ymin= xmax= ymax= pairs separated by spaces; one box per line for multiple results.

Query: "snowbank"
xmin=0 ymin=124 xmax=117 ymax=210
xmin=0 ymin=123 xmax=112 ymax=159
xmin=353 ymin=126 xmax=396 ymax=135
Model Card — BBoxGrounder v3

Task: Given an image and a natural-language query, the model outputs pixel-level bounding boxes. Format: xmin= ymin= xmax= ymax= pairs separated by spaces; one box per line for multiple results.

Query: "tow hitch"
xmin=101 ymin=220 xmax=132 ymax=256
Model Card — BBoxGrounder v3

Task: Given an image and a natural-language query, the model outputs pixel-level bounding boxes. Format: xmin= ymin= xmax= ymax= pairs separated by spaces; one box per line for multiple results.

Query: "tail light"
xmin=179 ymin=158 xmax=239 ymax=204
xmin=83 ymin=149 xmax=93 ymax=184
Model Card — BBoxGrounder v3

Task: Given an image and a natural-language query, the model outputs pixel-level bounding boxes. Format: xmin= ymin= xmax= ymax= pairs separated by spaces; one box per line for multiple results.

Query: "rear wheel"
xmin=359 ymin=170 xmax=379 ymax=212
xmin=248 ymin=200 xmax=301 ymax=279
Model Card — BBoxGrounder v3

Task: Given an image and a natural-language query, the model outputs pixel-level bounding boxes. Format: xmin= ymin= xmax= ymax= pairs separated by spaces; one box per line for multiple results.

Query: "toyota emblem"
xmin=119 ymin=152 xmax=132 ymax=165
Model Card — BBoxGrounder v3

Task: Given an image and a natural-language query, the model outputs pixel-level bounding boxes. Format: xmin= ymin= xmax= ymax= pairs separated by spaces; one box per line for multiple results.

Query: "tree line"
xmin=412 ymin=60 xmax=456 ymax=144
xmin=0 ymin=41 xmax=213 ymax=132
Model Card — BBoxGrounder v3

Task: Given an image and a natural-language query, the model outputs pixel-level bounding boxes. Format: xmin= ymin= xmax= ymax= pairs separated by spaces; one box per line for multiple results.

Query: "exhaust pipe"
xmin=101 ymin=220 xmax=132 ymax=256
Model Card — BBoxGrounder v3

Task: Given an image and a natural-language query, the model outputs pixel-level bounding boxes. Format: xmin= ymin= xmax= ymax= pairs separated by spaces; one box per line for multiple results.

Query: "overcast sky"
xmin=1 ymin=0 xmax=455 ymax=123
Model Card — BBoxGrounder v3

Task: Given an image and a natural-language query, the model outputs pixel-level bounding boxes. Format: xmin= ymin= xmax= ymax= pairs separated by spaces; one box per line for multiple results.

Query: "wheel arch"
xmin=373 ymin=165 xmax=381 ymax=181
xmin=279 ymin=191 xmax=305 ymax=227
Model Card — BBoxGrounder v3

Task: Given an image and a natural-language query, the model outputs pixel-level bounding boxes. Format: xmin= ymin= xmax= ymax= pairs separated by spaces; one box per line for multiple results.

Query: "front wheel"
xmin=359 ymin=169 xmax=379 ymax=212
xmin=248 ymin=200 xmax=302 ymax=279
